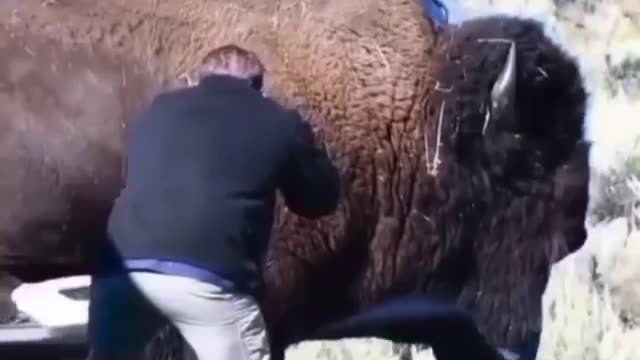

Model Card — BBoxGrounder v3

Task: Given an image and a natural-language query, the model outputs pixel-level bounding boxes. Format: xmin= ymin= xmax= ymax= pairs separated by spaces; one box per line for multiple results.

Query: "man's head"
xmin=183 ymin=44 xmax=265 ymax=91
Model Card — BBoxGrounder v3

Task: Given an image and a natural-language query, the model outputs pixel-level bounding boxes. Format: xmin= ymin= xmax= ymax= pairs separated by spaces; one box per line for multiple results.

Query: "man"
xmin=87 ymin=44 xmax=341 ymax=360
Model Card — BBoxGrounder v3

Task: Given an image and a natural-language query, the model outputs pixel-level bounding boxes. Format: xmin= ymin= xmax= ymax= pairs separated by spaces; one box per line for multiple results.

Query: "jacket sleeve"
xmin=279 ymin=111 xmax=341 ymax=219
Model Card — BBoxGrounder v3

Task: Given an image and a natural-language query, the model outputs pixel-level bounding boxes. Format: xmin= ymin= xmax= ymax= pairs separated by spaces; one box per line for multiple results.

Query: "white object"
xmin=3 ymin=275 xmax=92 ymax=343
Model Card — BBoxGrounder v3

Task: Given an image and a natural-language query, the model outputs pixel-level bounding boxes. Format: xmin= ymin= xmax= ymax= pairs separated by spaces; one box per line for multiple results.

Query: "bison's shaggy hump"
xmin=411 ymin=15 xmax=589 ymax=346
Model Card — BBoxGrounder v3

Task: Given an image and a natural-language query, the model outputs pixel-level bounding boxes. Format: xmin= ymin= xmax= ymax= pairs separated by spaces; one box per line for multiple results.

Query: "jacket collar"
xmin=198 ymin=74 xmax=256 ymax=94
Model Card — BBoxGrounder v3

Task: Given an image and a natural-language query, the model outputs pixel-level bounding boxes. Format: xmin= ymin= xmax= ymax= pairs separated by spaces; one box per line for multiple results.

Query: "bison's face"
xmin=432 ymin=16 xmax=588 ymax=195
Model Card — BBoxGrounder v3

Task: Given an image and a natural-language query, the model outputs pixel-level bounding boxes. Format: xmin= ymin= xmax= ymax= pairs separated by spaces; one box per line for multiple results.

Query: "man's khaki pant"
xmin=88 ymin=271 xmax=271 ymax=360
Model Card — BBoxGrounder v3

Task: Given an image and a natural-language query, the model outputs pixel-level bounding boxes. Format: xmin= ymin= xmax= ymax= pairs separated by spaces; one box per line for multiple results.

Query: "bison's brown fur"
xmin=0 ymin=0 xmax=589 ymax=356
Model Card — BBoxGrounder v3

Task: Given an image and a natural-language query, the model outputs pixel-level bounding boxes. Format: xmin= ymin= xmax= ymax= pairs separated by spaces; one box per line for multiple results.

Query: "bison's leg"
xmin=260 ymin=241 xmax=314 ymax=360
xmin=0 ymin=272 xmax=19 ymax=323
xmin=263 ymin=219 xmax=368 ymax=358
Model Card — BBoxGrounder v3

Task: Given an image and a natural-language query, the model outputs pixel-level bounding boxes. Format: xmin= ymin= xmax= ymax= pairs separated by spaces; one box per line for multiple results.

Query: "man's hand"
xmin=177 ymin=71 xmax=198 ymax=87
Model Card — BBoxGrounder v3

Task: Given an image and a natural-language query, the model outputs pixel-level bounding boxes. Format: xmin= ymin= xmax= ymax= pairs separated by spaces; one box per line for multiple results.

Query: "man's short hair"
xmin=193 ymin=44 xmax=265 ymax=90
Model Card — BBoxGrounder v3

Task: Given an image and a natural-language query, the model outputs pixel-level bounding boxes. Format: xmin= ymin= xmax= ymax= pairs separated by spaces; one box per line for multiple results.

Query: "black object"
xmin=299 ymin=295 xmax=532 ymax=360
xmin=0 ymin=342 xmax=88 ymax=360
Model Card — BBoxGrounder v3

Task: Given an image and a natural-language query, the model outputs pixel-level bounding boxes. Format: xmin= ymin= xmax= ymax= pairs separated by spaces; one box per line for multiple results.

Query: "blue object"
xmin=424 ymin=0 xmax=449 ymax=25
xmin=123 ymin=258 xmax=259 ymax=295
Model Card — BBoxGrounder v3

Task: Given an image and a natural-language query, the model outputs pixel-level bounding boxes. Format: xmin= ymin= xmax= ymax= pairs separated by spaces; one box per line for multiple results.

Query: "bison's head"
xmin=429 ymin=16 xmax=587 ymax=179
xmin=419 ymin=15 xmax=590 ymax=346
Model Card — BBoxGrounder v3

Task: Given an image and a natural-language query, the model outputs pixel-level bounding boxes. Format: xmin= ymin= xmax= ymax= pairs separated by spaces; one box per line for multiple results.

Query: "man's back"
xmin=107 ymin=75 xmax=340 ymax=281
xmin=90 ymin=45 xmax=336 ymax=360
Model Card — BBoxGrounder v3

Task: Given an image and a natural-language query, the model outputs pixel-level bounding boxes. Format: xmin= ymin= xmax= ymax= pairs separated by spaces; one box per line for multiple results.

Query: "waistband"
xmin=123 ymin=259 xmax=243 ymax=292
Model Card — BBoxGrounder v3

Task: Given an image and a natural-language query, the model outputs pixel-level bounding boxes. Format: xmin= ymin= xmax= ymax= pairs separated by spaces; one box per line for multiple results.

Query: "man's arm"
xmin=279 ymin=111 xmax=341 ymax=219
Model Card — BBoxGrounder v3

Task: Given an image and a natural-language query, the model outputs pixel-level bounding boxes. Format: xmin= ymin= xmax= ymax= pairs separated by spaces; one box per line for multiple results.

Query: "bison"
xmin=0 ymin=0 xmax=589 ymax=358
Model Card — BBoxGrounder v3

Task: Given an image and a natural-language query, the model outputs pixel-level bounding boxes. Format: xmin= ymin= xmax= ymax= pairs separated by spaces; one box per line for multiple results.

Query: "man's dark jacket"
xmin=106 ymin=75 xmax=341 ymax=285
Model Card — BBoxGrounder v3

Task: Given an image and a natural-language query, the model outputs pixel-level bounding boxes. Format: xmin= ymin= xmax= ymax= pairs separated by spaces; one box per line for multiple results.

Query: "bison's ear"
xmin=485 ymin=41 xmax=518 ymax=134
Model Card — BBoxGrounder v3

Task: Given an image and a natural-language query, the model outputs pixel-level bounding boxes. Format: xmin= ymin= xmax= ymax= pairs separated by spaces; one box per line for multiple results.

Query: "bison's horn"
xmin=489 ymin=41 xmax=517 ymax=131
